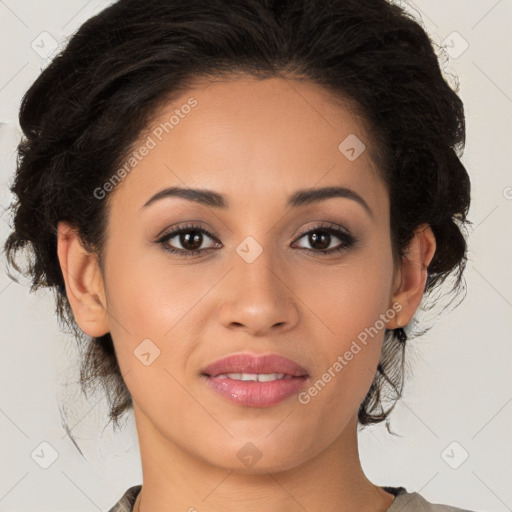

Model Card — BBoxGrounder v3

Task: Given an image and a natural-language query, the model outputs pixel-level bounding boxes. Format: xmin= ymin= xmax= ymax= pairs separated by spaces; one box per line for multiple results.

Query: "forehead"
xmin=108 ymin=76 xmax=387 ymax=217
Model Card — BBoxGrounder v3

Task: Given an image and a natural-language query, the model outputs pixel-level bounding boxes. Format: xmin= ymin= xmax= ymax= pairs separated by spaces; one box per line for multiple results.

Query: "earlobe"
xmin=387 ymin=223 xmax=436 ymax=329
xmin=56 ymin=221 xmax=110 ymax=337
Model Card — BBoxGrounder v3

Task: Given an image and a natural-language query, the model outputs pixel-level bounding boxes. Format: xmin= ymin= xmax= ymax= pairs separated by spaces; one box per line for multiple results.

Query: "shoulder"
xmin=107 ymin=484 xmax=478 ymax=512
xmin=388 ymin=488 xmax=477 ymax=512
xmin=107 ymin=485 xmax=142 ymax=512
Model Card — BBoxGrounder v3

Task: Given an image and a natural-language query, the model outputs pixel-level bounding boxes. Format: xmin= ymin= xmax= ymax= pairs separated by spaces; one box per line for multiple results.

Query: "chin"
xmin=198 ymin=436 xmax=314 ymax=475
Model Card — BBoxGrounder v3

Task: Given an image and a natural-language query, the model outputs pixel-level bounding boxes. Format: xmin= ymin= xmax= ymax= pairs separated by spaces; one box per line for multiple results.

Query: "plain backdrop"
xmin=1 ymin=1 xmax=511 ymax=511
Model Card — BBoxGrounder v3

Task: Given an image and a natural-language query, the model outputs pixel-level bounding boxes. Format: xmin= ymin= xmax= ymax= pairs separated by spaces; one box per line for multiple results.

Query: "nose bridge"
xmin=234 ymin=233 xmax=286 ymax=302
xmin=217 ymin=233 xmax=299 ymax=333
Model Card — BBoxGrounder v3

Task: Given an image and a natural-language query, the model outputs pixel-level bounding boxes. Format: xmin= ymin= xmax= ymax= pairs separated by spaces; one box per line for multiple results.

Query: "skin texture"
xmin=57 ymin=76 xmax=436 ymax=512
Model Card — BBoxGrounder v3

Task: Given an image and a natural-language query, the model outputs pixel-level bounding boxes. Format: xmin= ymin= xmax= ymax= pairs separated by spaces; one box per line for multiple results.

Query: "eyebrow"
xmin=140 ymin=185 xmax=373 ymax=218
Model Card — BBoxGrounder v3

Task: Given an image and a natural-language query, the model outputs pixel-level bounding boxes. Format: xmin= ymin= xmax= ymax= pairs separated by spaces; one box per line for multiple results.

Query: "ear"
xmin=56 ymin=221 xmax=110 ymax=337
xmin=386 ymin=223 xmax=437 ymax=329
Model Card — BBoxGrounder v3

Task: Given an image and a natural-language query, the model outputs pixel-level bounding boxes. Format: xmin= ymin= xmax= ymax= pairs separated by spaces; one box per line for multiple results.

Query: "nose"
xmin=217 ymin=247 xmax=300 ymax=337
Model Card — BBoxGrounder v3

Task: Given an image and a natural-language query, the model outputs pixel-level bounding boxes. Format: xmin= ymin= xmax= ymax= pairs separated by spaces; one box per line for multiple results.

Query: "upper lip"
xmin=202 ymin=353 xmax=309 ymax=377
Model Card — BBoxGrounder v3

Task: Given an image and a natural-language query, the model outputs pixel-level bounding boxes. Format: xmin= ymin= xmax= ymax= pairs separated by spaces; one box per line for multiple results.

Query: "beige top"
xmin=108 ymin=485 xmax=476 ymax=511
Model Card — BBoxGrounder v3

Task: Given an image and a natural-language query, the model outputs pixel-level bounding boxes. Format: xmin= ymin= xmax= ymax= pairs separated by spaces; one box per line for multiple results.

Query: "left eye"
xmin=156 ymin=223 xmax=358 ymax=257
xmin=156 ymin=224 xmax=220 ymax=256
xmin=157 ymin=226 xmax=219 ymax=256
xmin=292 ymin=226 xmax=355 ymax=253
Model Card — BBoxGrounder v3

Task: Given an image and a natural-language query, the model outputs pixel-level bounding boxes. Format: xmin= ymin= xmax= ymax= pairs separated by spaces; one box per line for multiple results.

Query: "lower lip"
xmin=203 ymin=375 xmax=309 ymax=407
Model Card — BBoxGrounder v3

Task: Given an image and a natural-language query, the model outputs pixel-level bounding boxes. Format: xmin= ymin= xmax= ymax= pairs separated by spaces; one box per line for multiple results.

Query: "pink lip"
xmin=201 ymin=353 xmax=309 ymax=408
xmin=201 ymin=353 xmax=309 ymax=377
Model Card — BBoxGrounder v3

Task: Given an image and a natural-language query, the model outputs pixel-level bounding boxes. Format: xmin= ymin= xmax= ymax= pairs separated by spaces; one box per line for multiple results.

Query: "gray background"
xmin=1 ymin=0 xmax=511 ymax=511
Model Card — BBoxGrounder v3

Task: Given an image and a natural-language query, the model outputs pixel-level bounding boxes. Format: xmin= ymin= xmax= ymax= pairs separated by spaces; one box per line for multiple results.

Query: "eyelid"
xmin=294 ymin=222 xmax=351 ymax=239
xmin=155 ymin=221 xmax=221 ymax=241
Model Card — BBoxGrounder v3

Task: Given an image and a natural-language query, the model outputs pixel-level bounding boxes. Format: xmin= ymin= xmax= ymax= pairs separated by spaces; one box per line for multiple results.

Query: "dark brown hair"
xmin=3 ymin=0 xmax=471 ymax=436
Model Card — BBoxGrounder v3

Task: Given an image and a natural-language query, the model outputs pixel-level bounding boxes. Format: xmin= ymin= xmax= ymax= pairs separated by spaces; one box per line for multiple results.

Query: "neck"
xmin=131 ymin=403 xmax=395 ymax=512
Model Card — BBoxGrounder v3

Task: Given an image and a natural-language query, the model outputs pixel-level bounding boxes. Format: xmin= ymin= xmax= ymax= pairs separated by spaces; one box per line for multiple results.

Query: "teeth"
xmin=252 ymin=373 xmax=285 ymax=382
xmin=215 ymin=372 xmax=287 ymax=382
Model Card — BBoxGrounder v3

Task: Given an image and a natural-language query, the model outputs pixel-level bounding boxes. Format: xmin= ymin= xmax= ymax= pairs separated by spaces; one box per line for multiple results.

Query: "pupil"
xmin=182 ymin=231 xmax=202 ymax=250
xmin=310 ymin=232 xmax=330 ymax=250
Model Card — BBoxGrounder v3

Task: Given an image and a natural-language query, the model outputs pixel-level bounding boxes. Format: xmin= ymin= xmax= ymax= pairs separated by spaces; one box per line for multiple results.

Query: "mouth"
xmin=200 ymin=353 xmax=309 ymax=407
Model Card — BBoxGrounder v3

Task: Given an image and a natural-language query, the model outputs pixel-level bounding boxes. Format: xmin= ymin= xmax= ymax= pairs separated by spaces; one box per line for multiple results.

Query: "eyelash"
xmin=155 ymin=223 xmax=358 ymax=258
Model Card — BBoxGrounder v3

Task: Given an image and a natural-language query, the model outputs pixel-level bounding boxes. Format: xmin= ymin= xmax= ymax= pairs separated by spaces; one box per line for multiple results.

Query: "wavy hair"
xmin=3 ymin=0 xmax=471 ymax=434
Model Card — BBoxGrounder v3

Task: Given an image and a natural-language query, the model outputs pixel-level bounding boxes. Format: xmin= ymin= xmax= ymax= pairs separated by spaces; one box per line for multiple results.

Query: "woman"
xmin=3 ymin=0 xmax=474 ymax=510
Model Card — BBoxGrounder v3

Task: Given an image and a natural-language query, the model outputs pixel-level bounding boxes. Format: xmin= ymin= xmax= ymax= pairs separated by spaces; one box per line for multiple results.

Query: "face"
xmin=84 ymin=76 xmax=403 ymax=472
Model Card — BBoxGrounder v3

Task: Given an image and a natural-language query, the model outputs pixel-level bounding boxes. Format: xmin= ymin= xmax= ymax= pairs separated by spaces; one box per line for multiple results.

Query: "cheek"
xmin=102 ymin=244 xmax=206 ymax=422
xmin=298 ymin=249 xmax=393 ymax=341
xmin=297 ymin=253 xmax=393 ymax=405
xmin=104 ymin=238 xmax=213 ymax=338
